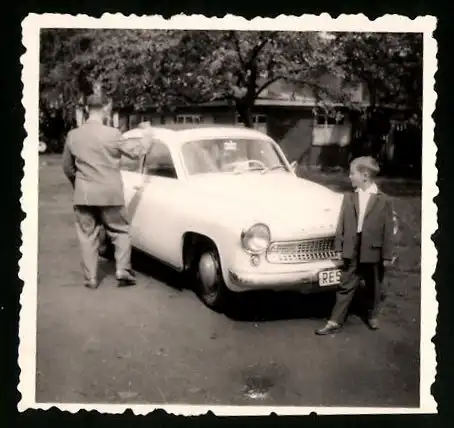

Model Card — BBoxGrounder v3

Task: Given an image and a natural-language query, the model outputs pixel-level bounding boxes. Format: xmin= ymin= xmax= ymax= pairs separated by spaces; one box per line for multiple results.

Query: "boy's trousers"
xmin=330 ymin=233 xmax=384 ymax=324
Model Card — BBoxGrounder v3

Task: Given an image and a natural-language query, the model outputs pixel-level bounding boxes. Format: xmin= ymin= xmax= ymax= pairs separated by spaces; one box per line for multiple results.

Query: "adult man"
xmin=63 ymin=94 xmax=139 ymax=289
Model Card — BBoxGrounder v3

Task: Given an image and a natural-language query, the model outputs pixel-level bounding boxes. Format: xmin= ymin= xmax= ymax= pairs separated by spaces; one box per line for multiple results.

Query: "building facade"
xmin=77 ymin=74 xmax=371 ymax=168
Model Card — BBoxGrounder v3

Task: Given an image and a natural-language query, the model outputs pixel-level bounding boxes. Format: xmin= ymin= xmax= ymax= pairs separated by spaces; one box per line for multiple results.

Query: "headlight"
xmin=241 ymin=223 xmax=271 ymax=254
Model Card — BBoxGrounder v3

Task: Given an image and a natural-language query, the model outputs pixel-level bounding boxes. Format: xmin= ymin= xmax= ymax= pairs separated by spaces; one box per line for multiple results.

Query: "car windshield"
xmin=181 ymin=138 xmax=289 ymax=176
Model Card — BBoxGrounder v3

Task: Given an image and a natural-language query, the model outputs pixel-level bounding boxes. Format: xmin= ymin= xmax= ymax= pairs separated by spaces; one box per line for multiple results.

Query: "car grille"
xmin=266 ymin=237 xmax=339 ymax=264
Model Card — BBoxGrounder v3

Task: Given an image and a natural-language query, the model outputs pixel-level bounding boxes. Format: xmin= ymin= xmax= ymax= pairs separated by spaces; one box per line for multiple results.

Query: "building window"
xmin=236 ymin=114 xmax=267 ymax=126
xmin=312 ymin=108 xmax=350 ymax=147
xmin=313 ymin=109 xmax=345 ymax=127
xmin=139 ymin=114 xmax=153 ymax=124
xmin=129 ymin=114 xmax=141 ymax=129
xmin=256 ymin=114 xmax=267 ymax=124
xmin=176 ymin=114 xmax=203 ymax=124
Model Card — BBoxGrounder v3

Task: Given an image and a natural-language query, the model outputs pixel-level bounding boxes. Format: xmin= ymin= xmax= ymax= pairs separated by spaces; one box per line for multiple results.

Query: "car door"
xmin=119 ymin=153 xmax=146 ymax=209
xmin=127 ymin=141 xmax=184 ymax=268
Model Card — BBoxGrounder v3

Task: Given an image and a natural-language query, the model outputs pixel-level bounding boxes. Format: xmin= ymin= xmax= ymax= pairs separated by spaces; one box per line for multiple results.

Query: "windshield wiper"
xmin=261 ymin=164 xmax=285 ymax=174
xmin=233 ymin=165 xmax=267 ymax=174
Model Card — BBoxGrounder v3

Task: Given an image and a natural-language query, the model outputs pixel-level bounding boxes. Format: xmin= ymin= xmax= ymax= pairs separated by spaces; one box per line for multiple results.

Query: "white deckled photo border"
xmin=19 ymin=13 xmax=438 ymax=416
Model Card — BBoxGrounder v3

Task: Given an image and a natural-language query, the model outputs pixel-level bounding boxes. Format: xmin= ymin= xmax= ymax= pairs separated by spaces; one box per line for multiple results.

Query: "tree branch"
xmin=246 ymin=62 xmax=258 ymax=103
xmin=167 ymin=87 xmax=209 ymax=105
xmin=229 ymin=31 xmax=245 ymax=69
xmin=245 ymin=34 xmax=274 ymax=68
xmin=283 ymin=77 xmax=348 ymax=106
xmin=255 ymin=76 xmax=283 ymax=98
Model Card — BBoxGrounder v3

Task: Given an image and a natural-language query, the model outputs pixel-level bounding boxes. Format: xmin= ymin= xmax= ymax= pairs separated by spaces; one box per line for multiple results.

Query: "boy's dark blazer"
xmin=334 ymin=188 xmax=394 ymax=263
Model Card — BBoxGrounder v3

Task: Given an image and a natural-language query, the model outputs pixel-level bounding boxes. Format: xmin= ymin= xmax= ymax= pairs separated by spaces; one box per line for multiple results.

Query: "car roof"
xmin=123 ymin=124 xmax=272 ymax=147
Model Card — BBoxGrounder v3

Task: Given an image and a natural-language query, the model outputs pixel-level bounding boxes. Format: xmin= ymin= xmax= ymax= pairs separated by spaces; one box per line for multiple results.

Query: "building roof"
xmin=122 ymin=124 xmax=272 ymax=146
xmin=114 ymin=74 xmax=370 ymax=111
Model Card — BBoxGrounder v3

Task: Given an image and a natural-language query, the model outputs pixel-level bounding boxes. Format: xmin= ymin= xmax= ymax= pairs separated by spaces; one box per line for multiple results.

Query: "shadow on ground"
xmin=223 ymin=285 xmax=381 ymax=324
xmin=134 ymin=249 xmax=187 ymax=292
xmin=108 ymin=249 xmax=376 ymax=324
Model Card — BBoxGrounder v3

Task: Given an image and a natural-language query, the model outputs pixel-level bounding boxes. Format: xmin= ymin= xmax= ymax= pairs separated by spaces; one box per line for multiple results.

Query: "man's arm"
xmin=62 ymin=134 xmax=76 ymax=187
xmin=334 ymin=194 xmax=347 ymax=253
xmin=382 ymin=197 xmax=394 ymax=261
xmin=117 ymin=130 xmax=152 ymax=160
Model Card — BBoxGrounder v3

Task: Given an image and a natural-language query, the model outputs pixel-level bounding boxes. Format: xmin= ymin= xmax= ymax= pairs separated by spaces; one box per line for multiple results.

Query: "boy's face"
xmin=349 ymin=164 xmax=368 ymax=188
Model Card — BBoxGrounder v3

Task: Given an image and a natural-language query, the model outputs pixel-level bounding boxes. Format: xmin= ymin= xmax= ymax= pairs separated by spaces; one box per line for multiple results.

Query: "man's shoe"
xmin=116 ymin=270 xmax=136 ymax=287
xmin=84 ymin=280 xmax=99 ymax=290
xmin=315 ymin=320 xmax=342 ymax=335
xmin=368 ymin=317 xmax=379 ymax=330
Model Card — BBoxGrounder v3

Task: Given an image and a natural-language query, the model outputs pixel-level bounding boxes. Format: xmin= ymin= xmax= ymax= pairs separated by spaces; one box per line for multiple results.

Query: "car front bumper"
xmin=226 ymin=259 xmax=344 ymax=293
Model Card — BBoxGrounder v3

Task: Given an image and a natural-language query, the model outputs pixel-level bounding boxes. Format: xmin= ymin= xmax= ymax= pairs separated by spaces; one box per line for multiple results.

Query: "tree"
xmin=328 ymin=32 xmax=423 ymax=159
xmin=158 ymin=30 xmax=339 ymax=127
xmin=40 ymin=29 xmax=96 ymax=112
xmin=39 ymin=29 xmax=179 ymax=143
xmin=40 ymin=29 xmax=345 ymax=129
xmin=87 ymin=29 xmax=181 ymax=109
xmin=332 ymin=32 xmax=422 ymax=117
xmin=40 ymin=29 xmax=422 ymax=170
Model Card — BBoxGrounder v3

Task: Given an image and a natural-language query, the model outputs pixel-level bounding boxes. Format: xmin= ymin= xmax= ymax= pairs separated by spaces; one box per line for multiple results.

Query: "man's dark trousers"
xmin=330 ymin=233 xmax=383 ymax=324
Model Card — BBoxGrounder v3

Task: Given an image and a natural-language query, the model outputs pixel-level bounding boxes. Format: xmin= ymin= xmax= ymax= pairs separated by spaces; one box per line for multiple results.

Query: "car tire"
xmin=192 ymin=244 xmax=231 ymax=312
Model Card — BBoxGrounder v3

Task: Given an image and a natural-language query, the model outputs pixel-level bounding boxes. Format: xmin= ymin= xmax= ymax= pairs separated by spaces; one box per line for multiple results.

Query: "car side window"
xmin=120 ymin=154 xmax=142 ymax=172
xmin=144 ymin=142 xmax=178 ymax=179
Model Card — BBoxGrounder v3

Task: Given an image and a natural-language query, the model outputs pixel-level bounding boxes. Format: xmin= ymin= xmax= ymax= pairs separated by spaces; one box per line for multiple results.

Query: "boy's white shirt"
xmin=355 ymin=182 xmax=379 ymax=233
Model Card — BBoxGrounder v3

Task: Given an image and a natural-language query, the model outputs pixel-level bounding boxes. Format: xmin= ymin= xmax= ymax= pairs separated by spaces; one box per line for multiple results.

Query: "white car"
xmin=103 ymin=125 xmax=353 ymax=311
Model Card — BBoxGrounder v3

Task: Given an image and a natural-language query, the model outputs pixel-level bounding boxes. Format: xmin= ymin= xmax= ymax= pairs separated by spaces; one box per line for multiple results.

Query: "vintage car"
xmin=101 ymin=125 xmax=395 ymax=312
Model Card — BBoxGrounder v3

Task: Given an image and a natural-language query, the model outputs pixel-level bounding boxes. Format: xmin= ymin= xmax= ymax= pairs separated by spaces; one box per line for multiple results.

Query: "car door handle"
xmin=132 ymin=185 xmax=141 ymax=190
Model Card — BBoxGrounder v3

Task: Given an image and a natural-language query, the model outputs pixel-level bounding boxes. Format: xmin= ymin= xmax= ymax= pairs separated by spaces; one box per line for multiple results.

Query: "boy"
xmin=315 ymin=156 xmax=394 ymax=335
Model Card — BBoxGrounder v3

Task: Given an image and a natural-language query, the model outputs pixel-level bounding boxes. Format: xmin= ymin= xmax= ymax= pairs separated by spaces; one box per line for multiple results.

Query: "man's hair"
xmin=86 ymin=94 xmax=105 ymax=112
xmin=350 ymin=156 xmax=380 ymax=177
xmin=138 ymin=121 xmax=152 ymax=129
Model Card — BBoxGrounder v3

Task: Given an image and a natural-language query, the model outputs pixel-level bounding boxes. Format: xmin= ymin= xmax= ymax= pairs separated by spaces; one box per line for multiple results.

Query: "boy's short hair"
xmin=350 ymin=156 xmax=380 ymax=177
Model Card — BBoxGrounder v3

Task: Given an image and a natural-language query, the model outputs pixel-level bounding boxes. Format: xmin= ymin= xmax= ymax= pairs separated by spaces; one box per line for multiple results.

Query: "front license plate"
xmin=318 ymin=269 xmax=342 ymax=287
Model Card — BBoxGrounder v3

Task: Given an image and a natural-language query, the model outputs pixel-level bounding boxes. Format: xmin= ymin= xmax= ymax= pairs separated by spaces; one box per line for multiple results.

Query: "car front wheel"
xmin=193 ymin=246 xmax=231 ymax=312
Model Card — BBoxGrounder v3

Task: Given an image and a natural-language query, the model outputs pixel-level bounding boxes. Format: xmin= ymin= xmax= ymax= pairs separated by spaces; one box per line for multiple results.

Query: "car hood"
xmin=187 ymin=172 xmax=344 ymax=239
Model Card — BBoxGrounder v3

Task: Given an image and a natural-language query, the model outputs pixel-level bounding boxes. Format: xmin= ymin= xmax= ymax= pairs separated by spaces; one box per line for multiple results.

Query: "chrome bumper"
xmin=227 ymin=259 xmax=343 ymax=293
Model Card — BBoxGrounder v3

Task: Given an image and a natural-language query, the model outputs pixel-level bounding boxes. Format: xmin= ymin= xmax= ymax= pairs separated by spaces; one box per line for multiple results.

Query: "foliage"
xmin=40 ymin=29 xmax=341 ymax=127
xmin=157 ymin=30 xmax=338 ymax=126
xmin=294 ymin=32 xmax=424 ymax=167
xmin=330 ymin=32 xmax=423 ymax=125
xmin=39 ymin=29 xmax=171 ymax=143
xmin=41 ymin=30 xmax=158 ymax=108
xmin=39 ymin=28 xmax=423 ymax=148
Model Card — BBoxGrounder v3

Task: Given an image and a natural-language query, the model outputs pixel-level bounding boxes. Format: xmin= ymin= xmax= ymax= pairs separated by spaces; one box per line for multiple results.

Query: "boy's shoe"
xmin=367 ymin=317 xmax=379 ymax=330
xmin=116 ymin=270 xmax=137 ymax=287
xmin=315 ymin=320 xmax=342 ymax=335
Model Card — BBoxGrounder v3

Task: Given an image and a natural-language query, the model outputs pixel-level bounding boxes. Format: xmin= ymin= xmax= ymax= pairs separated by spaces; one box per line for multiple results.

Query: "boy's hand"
xmin=383 ymin=256 xmax=397 ymax=267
